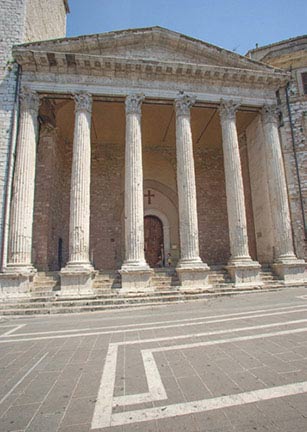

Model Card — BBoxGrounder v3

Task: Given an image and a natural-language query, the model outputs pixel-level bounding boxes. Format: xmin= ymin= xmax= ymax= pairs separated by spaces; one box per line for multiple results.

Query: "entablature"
xmin=14 ymin=49 xmax=288 ymax=92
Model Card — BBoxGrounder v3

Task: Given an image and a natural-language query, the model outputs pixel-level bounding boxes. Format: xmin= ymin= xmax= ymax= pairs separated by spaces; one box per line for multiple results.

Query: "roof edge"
xmin=63 ymin=0 xmax=70 ymax=13
xmin=247 ymin=34 xmax=307 ymax=56
xmin=14 ymin=26 xmax=278 ymax=73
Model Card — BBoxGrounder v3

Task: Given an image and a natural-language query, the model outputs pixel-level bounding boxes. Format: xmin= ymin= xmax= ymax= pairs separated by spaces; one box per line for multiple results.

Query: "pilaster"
xmin=219 ymin=100 xmax=261 ymax=287
xmin=262 ymin=105 xmax=306 ymax=283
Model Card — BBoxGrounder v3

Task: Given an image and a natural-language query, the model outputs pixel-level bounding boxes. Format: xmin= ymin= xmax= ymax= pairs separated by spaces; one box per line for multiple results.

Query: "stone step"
xmin=0 ymin=287 xmax=283 ymax=316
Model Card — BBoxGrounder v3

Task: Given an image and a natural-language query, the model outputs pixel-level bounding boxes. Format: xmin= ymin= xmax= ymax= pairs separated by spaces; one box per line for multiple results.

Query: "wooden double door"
xmin=144 ymin=216 xmax=164 ymax=267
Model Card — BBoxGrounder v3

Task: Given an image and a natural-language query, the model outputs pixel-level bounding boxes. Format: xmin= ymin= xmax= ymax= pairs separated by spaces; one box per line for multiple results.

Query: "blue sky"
xmin=66 ymin=0 xmax=307 ymax=54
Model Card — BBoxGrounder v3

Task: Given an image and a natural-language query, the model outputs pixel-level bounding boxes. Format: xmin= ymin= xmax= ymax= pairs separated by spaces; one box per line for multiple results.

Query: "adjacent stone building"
xmin=0 ymin=0 xmax=305 ymax=297
xmin=248 ymin=35 xmax=307 ymax=261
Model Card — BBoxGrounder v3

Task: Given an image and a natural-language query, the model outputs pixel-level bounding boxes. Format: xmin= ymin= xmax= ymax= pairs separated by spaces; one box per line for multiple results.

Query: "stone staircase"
xmin=0 ymin=266 xmax=285 ymax=316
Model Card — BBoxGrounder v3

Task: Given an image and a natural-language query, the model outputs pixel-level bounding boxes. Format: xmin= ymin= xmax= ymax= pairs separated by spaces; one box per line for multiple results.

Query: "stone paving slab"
xmin=0 ymin=287 xmax=307 ymax=431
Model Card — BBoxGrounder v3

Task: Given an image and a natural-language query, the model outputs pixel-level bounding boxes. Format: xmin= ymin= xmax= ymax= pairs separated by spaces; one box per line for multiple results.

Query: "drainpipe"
xmin=0 ymin=64 xmax=22 ymax=271
xmin=285 ymin=82 xmax=307 ymax=240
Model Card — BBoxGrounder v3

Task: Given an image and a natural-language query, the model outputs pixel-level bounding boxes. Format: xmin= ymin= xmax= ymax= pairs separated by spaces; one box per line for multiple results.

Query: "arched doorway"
xmin=144 ymin=216 xmax=164 ymax=267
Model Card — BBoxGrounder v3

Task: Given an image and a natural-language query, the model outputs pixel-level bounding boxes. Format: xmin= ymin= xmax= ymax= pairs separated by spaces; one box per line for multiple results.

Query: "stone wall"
xmin=0 ymin=0 xmax=27 ymax=267
xmin=0 ymin=0 xmax=67 ymax=269
xmin=24 ymin=0 xmax=67 ymax=43
xmin=279 ymin=78 xmax=307 ymax=260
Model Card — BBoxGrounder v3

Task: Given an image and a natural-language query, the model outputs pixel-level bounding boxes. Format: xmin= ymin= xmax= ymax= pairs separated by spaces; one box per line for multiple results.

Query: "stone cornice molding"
xmin=20 ymin=87 xmax=40 ymax=114
xmin=174 ymin=94 xmax=196 ymax=117
xmin=13 ymin=50 xmax=289 ymax=90
xmin=219 ymin=99 xmax=240 ymax=121
xmin=262 ymin=104 xmax=280 ymax=125
xmin=125 ymin=94 xmax=144 ymax=115
xmin=74 ymin=93 xmax=92 ymax=114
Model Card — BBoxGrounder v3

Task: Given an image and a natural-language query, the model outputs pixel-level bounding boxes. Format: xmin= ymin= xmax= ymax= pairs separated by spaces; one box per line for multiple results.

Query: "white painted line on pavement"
xmin=110 ymin=380 xmax=307 ymax=427
xmin=3 ymin=303 xmax=307 ymax=338
xmin=119 ymin=318 xmax=307 ymax=347
xmin=0 ymin=352 xmax=49 ymax=405
xmin=2 ymin=306 xmax=307 ymax=344
xmin=113 ymin=350 xmax=167 ymax=407
xmin=91 ymin=321 xmax=307 ymax=428
xmin=1 ymin=324 xmax=25 ymax=336
xmin=91 ymin=344 xmax=118 ymax=429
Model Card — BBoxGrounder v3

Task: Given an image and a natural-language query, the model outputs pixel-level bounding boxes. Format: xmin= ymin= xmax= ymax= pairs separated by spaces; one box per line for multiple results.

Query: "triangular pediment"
xmin=15 ymin=26 xmax=277 ymax=73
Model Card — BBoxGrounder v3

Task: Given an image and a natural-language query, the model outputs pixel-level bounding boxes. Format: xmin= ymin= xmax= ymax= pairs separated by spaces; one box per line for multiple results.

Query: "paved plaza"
xmin=0 ymin=288 xmax=307 ymax=431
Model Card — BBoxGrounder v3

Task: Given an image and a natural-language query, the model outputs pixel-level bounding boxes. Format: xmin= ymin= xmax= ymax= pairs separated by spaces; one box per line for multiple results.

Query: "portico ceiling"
xmin=54 ymin=98 xmax=257 ymax=151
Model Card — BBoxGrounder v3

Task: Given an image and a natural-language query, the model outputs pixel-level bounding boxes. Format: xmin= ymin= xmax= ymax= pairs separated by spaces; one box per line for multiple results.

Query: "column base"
xmin=226 ymin=259 xmax=262 ymax=288
xmin=120 ymin=262 xmax=153 ymax=293
xmin=177 ymin=259 xmax=211 ymax=290
xmin=0 ymin=273 xmax=35 ymax=298
xmin=60 ymin=262 xmax=95 ymax=297
xmin=272 ymin=257 xmax=306 ymax=284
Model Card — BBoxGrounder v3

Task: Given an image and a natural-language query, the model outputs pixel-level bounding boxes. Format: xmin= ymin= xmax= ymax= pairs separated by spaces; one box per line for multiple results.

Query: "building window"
xmin=302 ymin=72 xmax=307 ymax=95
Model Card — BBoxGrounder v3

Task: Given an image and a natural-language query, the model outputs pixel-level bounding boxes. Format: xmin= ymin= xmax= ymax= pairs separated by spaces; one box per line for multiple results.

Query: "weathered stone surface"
xmin=1 ymin=23 xmax=306 ymax=296
xmin=6 ymin=87 xmax=40 ymax=274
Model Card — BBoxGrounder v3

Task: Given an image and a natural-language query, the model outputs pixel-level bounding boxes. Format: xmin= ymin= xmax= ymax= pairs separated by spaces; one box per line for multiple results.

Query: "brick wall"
xmin=32 ymin=100 xmax=265 ymax=271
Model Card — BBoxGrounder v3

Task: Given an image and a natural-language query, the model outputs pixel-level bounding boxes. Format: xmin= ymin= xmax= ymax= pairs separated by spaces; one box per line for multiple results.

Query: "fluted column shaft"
xmin=175 ymin=95 xmax=203 ymax=264
xmin=7 ymin=88 xmax=40 ymax=271
xmin=219 ymin=101 xmax=251 ymax=262
xmin=123 ymin=94 xmax=147 ymax=267
xmin=67 ymin=93 xmax=92 ymax=267
xmin=262 ymin=105 xmax=296 ymax=260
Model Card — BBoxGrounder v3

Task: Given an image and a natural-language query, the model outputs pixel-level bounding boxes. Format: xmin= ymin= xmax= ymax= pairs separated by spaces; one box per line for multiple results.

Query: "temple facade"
xmin=0 ymin=2 xmax=306 ymax=297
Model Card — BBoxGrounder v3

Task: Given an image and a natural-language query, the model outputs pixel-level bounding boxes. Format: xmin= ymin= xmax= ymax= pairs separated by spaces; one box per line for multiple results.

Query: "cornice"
xmin=13 ymin=49 xmax=289 ymax=89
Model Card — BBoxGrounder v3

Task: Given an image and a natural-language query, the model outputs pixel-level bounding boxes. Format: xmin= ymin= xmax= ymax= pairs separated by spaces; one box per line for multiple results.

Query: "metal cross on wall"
xmin=144 ymin=190 xmax=155 ymax=205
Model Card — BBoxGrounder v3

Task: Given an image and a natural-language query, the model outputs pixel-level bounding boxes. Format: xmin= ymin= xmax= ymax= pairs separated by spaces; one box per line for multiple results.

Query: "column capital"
xmin=74 ymin=92 xmax=92 ymax=114
xmin=262 ymin=104 xmax=280 ymax=126
xmin=219 ymin=99 xmax=240 ymax=121
xmin=20 ymin=87 xmax=40 ymax=114
xmin=174 ymin=94 xmax=196 ymax=116
xmin=125 ymin=94 xmax=145 ymax=115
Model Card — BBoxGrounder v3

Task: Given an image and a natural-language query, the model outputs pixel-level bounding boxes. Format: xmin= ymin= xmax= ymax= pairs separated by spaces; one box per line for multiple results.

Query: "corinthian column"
xmin=261 ymin=105 xmax=305 ymax=281
xmin=120 ymin=94 xmax=152 ymax=292
xmin=219 ymin=100 xmax=260 ymax=286
xmin=174 ymin=94 xmax=210 ymax=289
xmin=66 ymin=93 xmax=93 ymax=269
xmin=60 ymin=93 xmax=94 ymax=295
xmin=6 ymin=87 xmax=40 ymax=274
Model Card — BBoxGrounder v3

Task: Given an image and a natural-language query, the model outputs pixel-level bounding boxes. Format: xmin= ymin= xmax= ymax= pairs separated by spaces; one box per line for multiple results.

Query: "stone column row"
xmin=5 ymin=88 xmax=304 ymax=291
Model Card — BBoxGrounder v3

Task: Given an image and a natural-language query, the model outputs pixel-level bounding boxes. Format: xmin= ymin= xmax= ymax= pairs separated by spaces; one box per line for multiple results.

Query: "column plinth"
xmin=262 ymin=105 xmax=305 ymax=283
xmin=60 ymin=93 xmax=94 ymax=296
xmin=175 ymin=94 xmax=210 ymax=290
xmin=219 ymin=100 xmax=261 ymax=287
xmin=120 ymin=94 xmax=152 ymax=292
